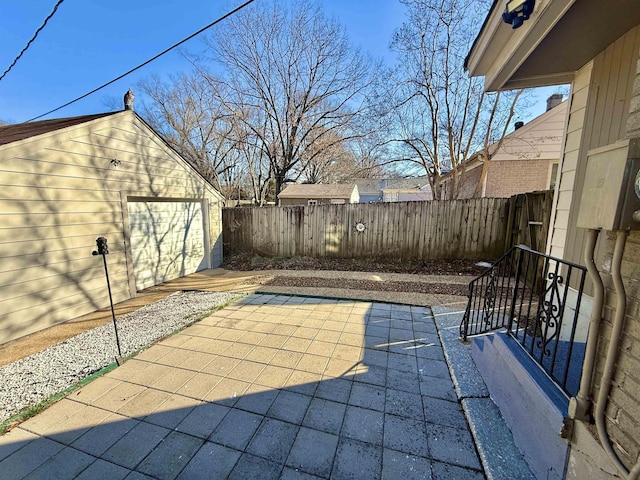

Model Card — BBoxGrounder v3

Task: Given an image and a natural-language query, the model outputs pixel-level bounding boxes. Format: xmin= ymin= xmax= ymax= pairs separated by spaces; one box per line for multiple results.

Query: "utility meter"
xmin=577 ymin=138 xmax=640 ymax=231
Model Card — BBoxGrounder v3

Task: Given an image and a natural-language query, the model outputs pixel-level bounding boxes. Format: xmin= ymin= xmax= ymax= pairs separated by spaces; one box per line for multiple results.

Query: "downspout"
xmin=594 ymin=230 xmax=640 ymax=479
xmin=570 ymin=229 xmax=640 ymax=478
xmin=569 ymin=228 xmax=604 ymax=421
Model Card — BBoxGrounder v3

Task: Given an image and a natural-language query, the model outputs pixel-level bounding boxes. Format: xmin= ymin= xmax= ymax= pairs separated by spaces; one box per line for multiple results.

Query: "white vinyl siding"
xmin=0 ymin=111 xmax=223 ymax=343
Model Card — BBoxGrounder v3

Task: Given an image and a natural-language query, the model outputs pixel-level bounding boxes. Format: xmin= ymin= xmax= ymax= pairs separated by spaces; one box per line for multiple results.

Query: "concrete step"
xmin=431 ymin=306 xmax=536 ymax=480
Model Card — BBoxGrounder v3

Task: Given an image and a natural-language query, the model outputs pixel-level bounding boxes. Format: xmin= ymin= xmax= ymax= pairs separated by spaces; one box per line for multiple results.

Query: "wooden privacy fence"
xmin=223 ymin=193 xmax=553 ymax=260
xmin=224 ymin=197 xmax=525 ymax=260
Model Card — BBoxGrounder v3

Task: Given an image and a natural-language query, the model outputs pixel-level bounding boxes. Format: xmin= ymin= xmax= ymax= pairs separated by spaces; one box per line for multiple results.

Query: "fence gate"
xmin=504 ymin=191 xmax=553 ymax=253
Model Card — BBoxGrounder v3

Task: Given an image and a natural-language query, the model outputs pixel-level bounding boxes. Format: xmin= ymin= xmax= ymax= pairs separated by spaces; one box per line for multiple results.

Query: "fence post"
xmin=504 ymin=195 xmax=517 ymax=251
xmin=507 ymin=247 xmax=525 ymax=333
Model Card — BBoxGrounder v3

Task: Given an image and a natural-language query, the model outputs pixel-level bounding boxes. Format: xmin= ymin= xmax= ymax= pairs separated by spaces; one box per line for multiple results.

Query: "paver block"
xmin=0 ymin=436 xmax=64 ymax=479
xmin=71 ymin=414 xmax=139 ymax=457
xmin=47 ymin=404 xmax=113 ymax=445
xmin=315 ymin=378 xmax=352 ymax=404
xmin=176 ymin=372 xmax=222 ymax=400
xmin=422 ymin=397 xmax=468 ymax=430
xmin=353 ymin=364 xmax=386 ymax=387
xmin=386 ymin=369 xmax=421 ymax=394
xmin=431 ymin=461 xmax=485 ymax=480
xmin=303 ymin=398 xmax=346 ymax=435
xmin=419 ymin=377 xmax=457 ymax=402
xmin=268 ymin=391 xmax=312 ymax=425
xmin=209 ymin=408 xmax=261 ymax=450
xmin=176 ymin=442 xmax=240 ymax=480
xmin=386 ymin=389 xmax=424 ymax=419
xmin=287 ymin=427 xmax=339 ymax=478
xmin=382 ymin=448 xmax=432 ymax=480
xmin=175 ymin=402 xmax=229 ymax=439
xmin=234 ymin=385 xmax=279 ymax=415
xmin=383 ymin=414 xmax=429 ymax=457
xmin=247 ymin=418 xmax=299 ymax=463
xmin=26 ymin=446 xmax=97 ymax=480
xmin=0 ymin=428 xmax=38 ymax=462
xmin=102 ymin=421 xmax=170 ymax=469
xmin=20 ymin=399 xmax=86 ymax=436
xmin=137 ymin=431 xmax=203 ymax=480
xmin=426 ymin=424 xmax=481 ymax=471
xmin=144 ymin=393 xmax=200 ymax=430
xmin=280 ymin=467 xmax=323 ymax=479
xmin=341 ymin=405 xmax=384 ymax=445
xmin=75 ymin=459 xmax=130 ymax=480
xmin=332 ymin=437 xmax=382 ymax=480
xmin=228 ymin=453 xmax=282 ymax=480
xmin=349 ymin=383 xmax=385 ymax=412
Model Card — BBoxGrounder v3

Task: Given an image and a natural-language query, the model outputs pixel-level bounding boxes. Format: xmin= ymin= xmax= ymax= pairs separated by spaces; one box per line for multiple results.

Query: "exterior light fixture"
xmin=502 ymin=0 xmax=535 ymax=29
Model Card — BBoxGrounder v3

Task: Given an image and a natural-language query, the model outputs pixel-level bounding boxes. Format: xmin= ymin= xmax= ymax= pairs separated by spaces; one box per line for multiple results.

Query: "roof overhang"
xmin=466 ymin=0 xmax=640 ymax=91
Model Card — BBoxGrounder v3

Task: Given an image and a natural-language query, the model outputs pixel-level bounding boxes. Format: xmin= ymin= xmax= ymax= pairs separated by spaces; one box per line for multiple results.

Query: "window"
xmin=307 ymin=199 xmax=317 ymax=205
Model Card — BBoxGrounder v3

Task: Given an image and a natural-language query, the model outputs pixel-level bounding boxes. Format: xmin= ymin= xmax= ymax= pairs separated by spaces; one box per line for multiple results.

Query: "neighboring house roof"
xmin=0 ymin=110 xmax=221 ymax=197
xmin=384 ymin=177 xmax=429 ymax=189
xmin=355 ymin=179 xmax=383 ymax=196
xmin=355 ymin=177 xmax=429 ymax=195
xmin=278 ymin=184 xmax=356 ymax=199
xmin=443 ymin=99 xmax=567 ymax=179
xmin=0 ymin=112 xmax=117 ymax=146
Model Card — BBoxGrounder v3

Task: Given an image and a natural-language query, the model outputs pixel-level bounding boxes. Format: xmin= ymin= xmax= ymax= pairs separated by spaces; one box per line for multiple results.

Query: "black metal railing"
xmin=460 ymin=245 xmax=588 ymax=397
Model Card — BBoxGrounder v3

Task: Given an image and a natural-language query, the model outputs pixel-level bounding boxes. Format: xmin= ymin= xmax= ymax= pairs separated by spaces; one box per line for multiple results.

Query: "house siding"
xmin=564 ymin=27 xmax=640 ymax=478
xmin=560 ymin=26 xmax=640 ymax=271
xmin=549 ymin=62 xmax=593 ymax=261
xmin=0 ymin=111 xmax=223 ymax=343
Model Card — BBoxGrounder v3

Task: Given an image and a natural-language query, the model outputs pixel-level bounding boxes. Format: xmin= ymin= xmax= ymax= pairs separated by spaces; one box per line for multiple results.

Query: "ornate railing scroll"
xmin=460 ymin=245 xmax=588 ymax=397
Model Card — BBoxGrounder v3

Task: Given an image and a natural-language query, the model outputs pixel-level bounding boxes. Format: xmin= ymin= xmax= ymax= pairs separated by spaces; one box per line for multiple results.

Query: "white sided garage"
xmin=0 ymin=110 xmax=224 ymax=343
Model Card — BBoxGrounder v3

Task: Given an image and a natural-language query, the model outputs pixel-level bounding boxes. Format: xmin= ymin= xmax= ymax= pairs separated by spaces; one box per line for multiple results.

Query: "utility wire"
xmin=27 ymin=0 xmax=256 ymax=122
xmin=0 ymin=0 xmax=66 ymax=83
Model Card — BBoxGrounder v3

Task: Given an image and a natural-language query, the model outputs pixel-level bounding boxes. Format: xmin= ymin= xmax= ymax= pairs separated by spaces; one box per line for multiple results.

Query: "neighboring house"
xmin=278 ymin=184 xmax=359 ymax=206
xmin=441 ymin=96 xmax=567 ymax=199
xmin=355 ymin=177 xmax=431 ymax=203
xmin=382 ymin=184 xmax=432 ymax=202
xmin=0 ymin=108 xmax=224 ymax=344
xmin=466 ymin=1 xmax=640 ymax=479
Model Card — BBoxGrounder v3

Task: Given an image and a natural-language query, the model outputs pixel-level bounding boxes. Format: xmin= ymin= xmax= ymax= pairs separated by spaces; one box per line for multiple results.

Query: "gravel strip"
xmin=0 ymin=291 xmax=239 ymax=423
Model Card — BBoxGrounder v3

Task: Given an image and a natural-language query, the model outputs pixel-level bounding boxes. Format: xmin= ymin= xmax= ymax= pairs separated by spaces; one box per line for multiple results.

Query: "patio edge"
xmin=430 ymin=306 xmax=535 ymax=480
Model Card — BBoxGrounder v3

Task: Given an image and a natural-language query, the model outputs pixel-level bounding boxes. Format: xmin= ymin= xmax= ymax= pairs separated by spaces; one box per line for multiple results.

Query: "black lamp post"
xmin=93 ymin=237 xmax=124 ymax=365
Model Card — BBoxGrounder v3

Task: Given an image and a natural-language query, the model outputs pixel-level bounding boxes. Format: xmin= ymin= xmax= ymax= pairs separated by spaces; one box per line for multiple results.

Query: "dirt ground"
xmin=223 ymin=252 xmax=487 ymax=277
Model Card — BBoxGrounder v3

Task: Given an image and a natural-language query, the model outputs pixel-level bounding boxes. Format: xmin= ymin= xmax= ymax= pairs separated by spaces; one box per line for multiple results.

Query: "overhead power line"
xmin=27 ymin=0 xmax=256 ymax=122
xmin=0 ymin=0 xmax=66 ymax=83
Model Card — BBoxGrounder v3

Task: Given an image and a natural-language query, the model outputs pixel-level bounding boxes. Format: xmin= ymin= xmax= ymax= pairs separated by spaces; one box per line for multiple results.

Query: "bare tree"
xmin=389 ymin=0 xmax=524 ymax=199
xmin=136 ymin=74 xmax=244 ymax=193
xmin=206 ymin=0 xmax=380 ymax=203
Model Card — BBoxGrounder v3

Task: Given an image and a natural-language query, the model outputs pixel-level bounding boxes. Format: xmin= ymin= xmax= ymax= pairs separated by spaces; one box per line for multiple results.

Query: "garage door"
xmin=127 ymin=201 xmax=207 ymax=291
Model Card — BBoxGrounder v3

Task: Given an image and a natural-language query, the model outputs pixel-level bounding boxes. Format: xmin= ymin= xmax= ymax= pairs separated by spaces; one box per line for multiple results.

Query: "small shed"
xmin=0 ymin=110 xmax=224 ymax=343
xmin=278 ymin=184 xmax=359 ymax=206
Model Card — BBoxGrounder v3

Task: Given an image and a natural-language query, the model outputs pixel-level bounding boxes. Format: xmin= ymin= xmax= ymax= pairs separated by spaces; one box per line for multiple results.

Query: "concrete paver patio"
xmin=0 ymin=294 xmax=485 ymax=479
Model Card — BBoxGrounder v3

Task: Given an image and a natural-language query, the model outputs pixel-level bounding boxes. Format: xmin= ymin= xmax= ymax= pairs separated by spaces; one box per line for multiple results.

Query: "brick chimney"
xmin=124 ymin=89 xmax=135 ymax=111
xmin=546 ymin=93 xmax=563 ymax=111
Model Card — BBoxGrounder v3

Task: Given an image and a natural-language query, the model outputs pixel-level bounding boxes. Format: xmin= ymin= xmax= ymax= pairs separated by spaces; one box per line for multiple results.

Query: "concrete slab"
xmin=432 ymin=305 xmax=535 ymax=480
xmin=1 ymin=294 xmax=485 ymax=479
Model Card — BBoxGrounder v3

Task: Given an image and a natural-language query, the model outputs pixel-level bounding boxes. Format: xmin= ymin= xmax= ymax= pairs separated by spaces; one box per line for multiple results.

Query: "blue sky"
xmin=0 ymin=0 xmax=556 ymax=123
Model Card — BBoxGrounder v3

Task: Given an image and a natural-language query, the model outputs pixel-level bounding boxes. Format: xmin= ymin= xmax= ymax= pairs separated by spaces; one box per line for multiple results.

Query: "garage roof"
xmin=0 ymin=112 xmax=116 ymax=146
